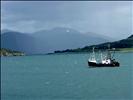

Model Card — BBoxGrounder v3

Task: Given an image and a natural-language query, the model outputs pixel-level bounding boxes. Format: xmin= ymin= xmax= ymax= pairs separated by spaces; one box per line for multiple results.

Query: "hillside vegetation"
xmin=0 ymin=48 xmax=25 ymax=56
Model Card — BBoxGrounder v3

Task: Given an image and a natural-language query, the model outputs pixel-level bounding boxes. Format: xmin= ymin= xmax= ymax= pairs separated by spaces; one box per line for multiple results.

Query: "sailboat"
xmin=88 ymin=45 xmax=120 ymax=67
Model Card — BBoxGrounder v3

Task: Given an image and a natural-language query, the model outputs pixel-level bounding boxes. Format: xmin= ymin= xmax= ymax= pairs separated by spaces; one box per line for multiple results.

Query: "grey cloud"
xmin=1 ymin=1 xmax=132 ymax=39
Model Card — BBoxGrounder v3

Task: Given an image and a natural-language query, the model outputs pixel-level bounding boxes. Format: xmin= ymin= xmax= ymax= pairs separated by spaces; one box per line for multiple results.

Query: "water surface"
xmin=1 ymin=52 xmax=133 ymax=100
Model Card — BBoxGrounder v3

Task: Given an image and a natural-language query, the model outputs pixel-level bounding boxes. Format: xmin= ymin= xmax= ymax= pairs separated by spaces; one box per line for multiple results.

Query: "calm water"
xmin=1 ymin=52 xmax=133 ymax=100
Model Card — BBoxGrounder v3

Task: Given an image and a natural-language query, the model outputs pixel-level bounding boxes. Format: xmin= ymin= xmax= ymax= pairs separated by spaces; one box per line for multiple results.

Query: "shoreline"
xmin=1 ymin=48 xmax=132 ymax=57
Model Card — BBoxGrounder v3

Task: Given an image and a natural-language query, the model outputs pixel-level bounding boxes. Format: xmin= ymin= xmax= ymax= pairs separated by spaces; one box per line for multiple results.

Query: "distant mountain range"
xmin=33 ymin=27 xmax=111 ymax=53
xmin=54 ymin=34 xmax=133 ymax=53
xmin=1 ymin=27 xmax=114 ymax=54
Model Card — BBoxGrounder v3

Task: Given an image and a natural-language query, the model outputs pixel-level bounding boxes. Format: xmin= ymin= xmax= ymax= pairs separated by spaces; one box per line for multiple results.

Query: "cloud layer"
xmin=1 ymin=1 xmax=133 ymax=39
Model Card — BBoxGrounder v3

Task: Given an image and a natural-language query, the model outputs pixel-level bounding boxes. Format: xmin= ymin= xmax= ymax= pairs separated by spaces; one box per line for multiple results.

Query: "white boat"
xmin=88 ymin=45 xmax=120 ymax=67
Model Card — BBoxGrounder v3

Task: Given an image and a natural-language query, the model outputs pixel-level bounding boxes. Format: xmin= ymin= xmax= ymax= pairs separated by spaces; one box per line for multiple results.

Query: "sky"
xmin=1 ymin=1 xmax=133 ymax=39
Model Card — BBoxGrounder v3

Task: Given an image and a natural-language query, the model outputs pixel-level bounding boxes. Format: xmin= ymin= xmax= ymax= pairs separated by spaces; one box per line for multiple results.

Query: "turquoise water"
xmin=1 ymin=52 xmax=133 ymax=100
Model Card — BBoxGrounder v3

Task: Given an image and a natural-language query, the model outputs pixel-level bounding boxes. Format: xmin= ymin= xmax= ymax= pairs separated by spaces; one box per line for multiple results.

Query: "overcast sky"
xmin=1 ymin=1 xmax=133 ymax=39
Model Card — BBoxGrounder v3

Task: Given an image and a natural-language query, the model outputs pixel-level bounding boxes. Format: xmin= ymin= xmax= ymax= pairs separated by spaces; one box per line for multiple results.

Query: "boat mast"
xmin=92 ymin=47 xmax=96 ymax=61
xmin=107 ymin=44 xmax=111 ymax=59
xmin=101 ymin=52 xmax=103 ymax=61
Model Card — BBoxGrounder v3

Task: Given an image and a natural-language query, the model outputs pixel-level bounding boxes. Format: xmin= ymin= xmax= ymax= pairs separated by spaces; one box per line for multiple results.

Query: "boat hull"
xmin=88 ymin=61 xmax=119 ymax=67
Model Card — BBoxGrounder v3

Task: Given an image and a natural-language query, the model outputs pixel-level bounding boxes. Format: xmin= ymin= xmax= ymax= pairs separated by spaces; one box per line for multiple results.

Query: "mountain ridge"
xmin=1 ymin=27 xmax=117 ymax=54
xmin=54 ymin=34 xmax=133 ymax=53
xmin=1 ymin=31 xmax=37 ymax=54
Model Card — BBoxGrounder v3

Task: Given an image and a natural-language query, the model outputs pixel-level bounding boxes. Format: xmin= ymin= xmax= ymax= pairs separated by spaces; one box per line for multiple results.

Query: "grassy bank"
xmin=113 ymin=48 xmax=133 ymax=52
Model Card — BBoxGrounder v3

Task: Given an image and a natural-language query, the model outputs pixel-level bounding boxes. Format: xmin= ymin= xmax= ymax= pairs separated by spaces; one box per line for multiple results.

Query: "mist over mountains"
xmin=1 ymin=27 xmax=112 ymax=54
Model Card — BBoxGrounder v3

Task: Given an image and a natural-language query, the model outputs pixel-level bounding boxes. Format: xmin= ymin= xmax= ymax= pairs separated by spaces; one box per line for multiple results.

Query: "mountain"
xmin=1 ymin=29 xmax=13 ymax=34
xmin=1 ymin=28 xmax=111 ymax=54
xmin=127 ymin=35 xmax=133 ymax=39
xmin=1 ymin=31 xmax=37 ymax=54
xmin=54 ymin=34 xmax=133 ymax=53
xmin=33 ymin=27 xmax=110 ymax=53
